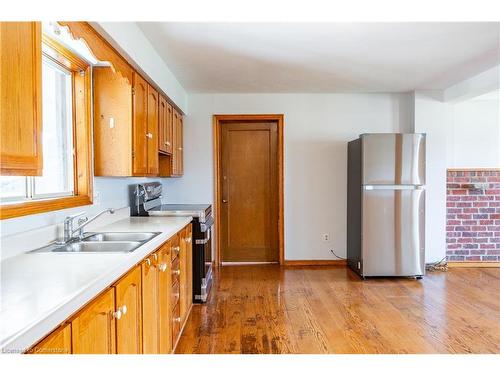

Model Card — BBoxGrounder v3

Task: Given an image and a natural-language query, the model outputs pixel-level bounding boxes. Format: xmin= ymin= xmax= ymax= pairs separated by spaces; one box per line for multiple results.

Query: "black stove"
xmin=130 ymin=183 xmax=213 ymax=303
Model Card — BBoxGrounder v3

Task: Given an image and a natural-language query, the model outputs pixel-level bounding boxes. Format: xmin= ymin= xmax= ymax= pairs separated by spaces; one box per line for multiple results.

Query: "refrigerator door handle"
xmin=363 ymin=185 xmax=425 ymax=191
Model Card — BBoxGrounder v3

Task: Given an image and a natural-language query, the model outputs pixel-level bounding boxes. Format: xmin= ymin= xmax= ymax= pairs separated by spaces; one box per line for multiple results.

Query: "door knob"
xmin=222 ymin=199 xmax=228 ymax=203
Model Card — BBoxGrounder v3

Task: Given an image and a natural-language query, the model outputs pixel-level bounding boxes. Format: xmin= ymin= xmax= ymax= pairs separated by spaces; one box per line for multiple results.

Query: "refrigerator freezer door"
xmin=361 ymin=187 xmax=425 ymax=276
xmin=361 ymin=134 xmax=425 ymax=185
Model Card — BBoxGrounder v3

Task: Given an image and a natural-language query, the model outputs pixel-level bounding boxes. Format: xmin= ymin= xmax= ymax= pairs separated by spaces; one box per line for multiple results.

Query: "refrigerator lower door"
xmin=362 ymin=186 xmax=425 ymax=277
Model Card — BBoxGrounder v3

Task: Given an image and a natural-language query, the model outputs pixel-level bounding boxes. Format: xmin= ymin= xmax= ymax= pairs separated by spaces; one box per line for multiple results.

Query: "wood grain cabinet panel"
xmin=132 ymin=72 xmax=149 ymax=176
xmin=71 ymin=288 xmax=116 ymax=354
xmin=180 ymin=225 xmax=192 ymax=324
xmin=158 ymin=241 xmax=173 ymax=353
xmin=31 ymin=323 xmax=71 ymax=354
xmin=141 ymin=253 xmax=159 ymax=354
xmin=114 ymin=266 xmax=142 ymax=354
xmin=158 ymin=95 xmax=173 ymax=155
xmin=0 ymin=22 xmax=43 ymax=176
xmin=147 ymin=85 xmax=159 ymax=175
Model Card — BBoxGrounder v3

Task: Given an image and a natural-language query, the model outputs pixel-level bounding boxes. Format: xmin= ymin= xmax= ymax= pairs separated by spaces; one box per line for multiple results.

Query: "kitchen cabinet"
xmin=141 ymin=252 xmax=159 ymax=354
xmin=27 ymin=224 xmax=192 ymax=354
xmin=159 ymin=108 xmax=184 ymax=177
xmin=31 ymin=323 xmax=71 ymax=354
xmin=158 ymin=240 xmax=173 ymax=353
xmin=93 ymin=68 xmax=161 ymax=177
xmin=0 ymin=22 xmax=43 ymax=176
xmin=158 ymin=95 xmax=173 ymax=155
xmin=180 ymin=225 xmax=193 ymax=324
xmin=114 ymin=266 xmax=142 ymax=354
xmin=71 ymin=288 xmax=116 ymax=354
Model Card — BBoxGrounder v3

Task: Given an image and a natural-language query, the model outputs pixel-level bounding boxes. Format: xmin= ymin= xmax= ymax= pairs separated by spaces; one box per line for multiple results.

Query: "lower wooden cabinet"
xmin=114 ymin=266 xmax=142 ymax=354
xmin=29 ymin=224 xmax=192 ymax=354
xmin=71 ymin=288 xmax=116 ymax=354
xmin=141 ymin=253 xmax=159 ymax=354
xmin=31 ymin=323 xmax=71 ymax=354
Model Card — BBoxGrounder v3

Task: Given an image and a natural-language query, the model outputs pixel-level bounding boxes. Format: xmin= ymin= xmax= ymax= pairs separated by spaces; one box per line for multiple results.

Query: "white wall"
xmin=413 ymin=90 xmax=450 ymax=263
xmin=92 ymin=22 xmax=188 ymax=114
xmin=0 ymin=177 xmax=167 ymax=237
xmin=446 ymin=97 xmax=500 ymax=168
xmin=163 ymin=93 xmax=413 ymax=260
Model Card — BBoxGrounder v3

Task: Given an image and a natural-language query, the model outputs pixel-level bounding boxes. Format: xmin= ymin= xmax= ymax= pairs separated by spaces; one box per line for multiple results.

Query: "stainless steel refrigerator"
xmin=347 ymin=133 xmax=426 ymax=278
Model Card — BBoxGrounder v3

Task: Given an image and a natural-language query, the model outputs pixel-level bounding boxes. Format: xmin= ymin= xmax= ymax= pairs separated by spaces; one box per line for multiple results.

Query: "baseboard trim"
xmin=283 ymin=259 xmax=347 ymax=266
xmin=447 ymin=261 xmax=500 ymax=268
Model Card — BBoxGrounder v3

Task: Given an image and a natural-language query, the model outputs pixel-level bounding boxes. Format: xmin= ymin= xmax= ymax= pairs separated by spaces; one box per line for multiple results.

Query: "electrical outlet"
xmin=322 ymin=233 xmax=330 ymax=242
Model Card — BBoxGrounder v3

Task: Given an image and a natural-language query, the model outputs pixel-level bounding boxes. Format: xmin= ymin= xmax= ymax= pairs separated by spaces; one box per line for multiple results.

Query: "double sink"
xmin=31 ymin=232 xmax=161 ymax=254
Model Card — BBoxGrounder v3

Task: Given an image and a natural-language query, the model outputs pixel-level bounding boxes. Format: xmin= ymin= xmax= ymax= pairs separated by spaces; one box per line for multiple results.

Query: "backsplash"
xmin=446 ymin=170 xmax=500 ymax=262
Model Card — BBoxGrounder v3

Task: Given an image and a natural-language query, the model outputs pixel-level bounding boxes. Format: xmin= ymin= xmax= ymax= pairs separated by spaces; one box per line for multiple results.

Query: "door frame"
xmin=213 ymin=114 xmax=285 ymax=266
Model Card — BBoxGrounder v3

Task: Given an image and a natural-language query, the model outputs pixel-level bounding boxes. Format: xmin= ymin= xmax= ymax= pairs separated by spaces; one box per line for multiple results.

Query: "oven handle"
xmin=195 ymin=228 xmax=211 ymax=245
xmin=200 ymin=215 xmax=214 ymax=232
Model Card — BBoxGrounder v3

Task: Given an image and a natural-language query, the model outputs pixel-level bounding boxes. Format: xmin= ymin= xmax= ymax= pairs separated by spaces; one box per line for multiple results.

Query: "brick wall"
xmin=446 ymin=170 xmax=500 ymax=262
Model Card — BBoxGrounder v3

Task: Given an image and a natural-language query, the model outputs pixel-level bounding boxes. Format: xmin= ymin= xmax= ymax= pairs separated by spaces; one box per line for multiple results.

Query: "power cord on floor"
xmin=425 ymin=256 xmax=448 ymax=272
xmin=330 ymin=249 xmax=346 ymax=260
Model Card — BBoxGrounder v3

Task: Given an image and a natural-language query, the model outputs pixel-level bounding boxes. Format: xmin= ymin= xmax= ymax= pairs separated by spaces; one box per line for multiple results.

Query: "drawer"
xmin=172 ymin=302 xmax=181 ymax=346
xmin=171 ymin=281 xmax=180 ymax=310
xmin=171 ymin=257 xmax=180 ymax=285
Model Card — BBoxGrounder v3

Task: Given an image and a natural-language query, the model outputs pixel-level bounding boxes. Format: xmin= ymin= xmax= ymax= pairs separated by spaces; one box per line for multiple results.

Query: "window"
xmin=1 ymin=56 xmax=75 ymax=204
xmin=0 ymin=33 xmax=92 ymax=219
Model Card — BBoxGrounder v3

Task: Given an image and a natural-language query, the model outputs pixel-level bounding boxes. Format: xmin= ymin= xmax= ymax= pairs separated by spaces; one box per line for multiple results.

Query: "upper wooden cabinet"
xmin=159 ymin=95 xmax=173 ymax=155
xmin=0 ymin=22 xmax=43 ymax=176
xmin=159 ymin=108 xmax=184 ymax=177
xmin=93 ymin=68 xmax=162 ymax=177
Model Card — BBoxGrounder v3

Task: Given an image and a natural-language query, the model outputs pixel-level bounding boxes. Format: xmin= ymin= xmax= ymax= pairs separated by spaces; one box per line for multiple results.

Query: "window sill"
xmin=0 ymin=195 xmax=92 ymax=220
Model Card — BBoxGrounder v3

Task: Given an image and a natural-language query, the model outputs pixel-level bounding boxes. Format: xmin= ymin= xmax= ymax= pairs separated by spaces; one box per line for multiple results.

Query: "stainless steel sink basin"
xmin=82 ymin=232 xmax=160 ymax=242
xmin=30 ymin=232 xmax=160 ymax=254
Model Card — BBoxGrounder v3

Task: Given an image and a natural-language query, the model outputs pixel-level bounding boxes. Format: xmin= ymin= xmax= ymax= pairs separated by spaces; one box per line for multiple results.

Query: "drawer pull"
xmin=172 ymin=270 xmax=181 ymax=276
xmin=173 ymin=317 xmax=181 ymax=323
xmin=158 ymin=263 xmax=167 ymax=272
xmin=173 ymin=246 xmax=180 ymax=254
xmin=113 ymin=309 xmax=122 ymax=320
xmin=185 ymin=237 xmax=192 ymax=244
xmin=121 ymin=305 xmax=127 ymax=315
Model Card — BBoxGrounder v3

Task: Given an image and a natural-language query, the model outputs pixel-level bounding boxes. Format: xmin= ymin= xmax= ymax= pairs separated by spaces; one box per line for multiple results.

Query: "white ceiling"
xmin=138 ymin=22 xmax=500 ymax=93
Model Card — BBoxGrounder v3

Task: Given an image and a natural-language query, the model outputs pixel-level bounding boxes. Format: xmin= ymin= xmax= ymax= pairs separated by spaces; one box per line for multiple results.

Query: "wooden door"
xmin=71 ymin=288 xmax=116 ymax=354
xmin=132 ymin=73 xmax=148 ymax=175
xmin=158 ymin=241 xmax=173 ymax=353
xmin=32 ymin=323 xmax=71 ymax=354
xmin=220 ymin=121 xmax=279 ymax=262
xmin=0 ymin=22 xmax=43 ymax=175
xmin=141 ymin=254 xmax=159 ymax=354
xmin=114 ymin=266 xmax=142 ymax=354
xmin=158 ymin=95 xmax=167 ymax=154
xmin=146 ymin=84 xmax=159 ymax=175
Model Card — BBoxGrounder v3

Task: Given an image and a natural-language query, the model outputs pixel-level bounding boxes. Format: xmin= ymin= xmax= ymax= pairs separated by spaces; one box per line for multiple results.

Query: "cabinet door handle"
xmin=178 ymin=147 xmax=182 ymax=151
xmin=146 ymin=133 xmax=153 ymax=139
xmin=113 ymin=309 xmax=122 ymax=320
xmin=120 ymin=305 xmax=128 ymax=315
xmin=145 ymin=258 xmax=151 ymax=267
xmin=158 ymin=263 xmax=167 ymax=272
xmin=172 ymin=269 xmax=181 ymax=276
xmin=173 ymin=246 xmax=180 ymax=254
xmin=166 ymin=141 xmax=171 ymax=146
xmin=185 ymin=237 xmax=192 ymax=244
xmin=152 ymin=253 xmax=158 ymax=261
xmin=173 ymin=317 xmax=181 ymax=323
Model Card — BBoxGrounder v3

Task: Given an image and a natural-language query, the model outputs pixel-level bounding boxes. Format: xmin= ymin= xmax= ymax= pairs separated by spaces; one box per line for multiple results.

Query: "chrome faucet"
xmin=60 ymin=208 xmax=115 ymax=244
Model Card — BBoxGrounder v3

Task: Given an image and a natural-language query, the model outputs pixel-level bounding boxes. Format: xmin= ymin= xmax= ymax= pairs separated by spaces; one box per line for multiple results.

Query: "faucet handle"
xmin=65 ymin=211 xmax=87 ymax=221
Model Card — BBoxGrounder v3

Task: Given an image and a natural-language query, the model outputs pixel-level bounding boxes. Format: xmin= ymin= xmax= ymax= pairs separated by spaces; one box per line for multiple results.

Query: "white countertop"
xmin=0 ymin=216 xmax=192 ymax=353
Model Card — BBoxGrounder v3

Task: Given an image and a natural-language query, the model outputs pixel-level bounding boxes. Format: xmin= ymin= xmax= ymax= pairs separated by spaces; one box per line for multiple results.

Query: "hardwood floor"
xmin=175 ymin=265 xmax=500 ymax=354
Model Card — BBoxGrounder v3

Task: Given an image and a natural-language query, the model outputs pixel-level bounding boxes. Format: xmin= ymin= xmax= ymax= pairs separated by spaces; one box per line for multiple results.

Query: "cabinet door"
xmin=72 ymin=289 xmax=116 ymax=354
xmin=141 ymin=254 xmax=159 ymax=353
xmin=166 ymin=102 xmax=173 ymax=155
xmin=31 ymin=323 xmax=71 ymax=354
xmin=132 ymin=72 xmax=148 ymax=175
xmin=177 ymin=115 xmax=184 ymax=175
xmin=0 ymin=22 xmax=42 ymax=176
xmin=179 ymin=225 xmax=193 ymax=324
xmin=171 ymin=110 xmax=179 ymax=176
xmin=147 ymin=84 xmax=159 ymax=175
xmin=158 ymin=241 xmax=173 ymax=353
xmin=158 ymin=95 xmax=167 ymax=154
xmin=114 ymin=266 xmax=142 ymax=354
xmin=93 ymin=67 xmax=133 ymax=176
